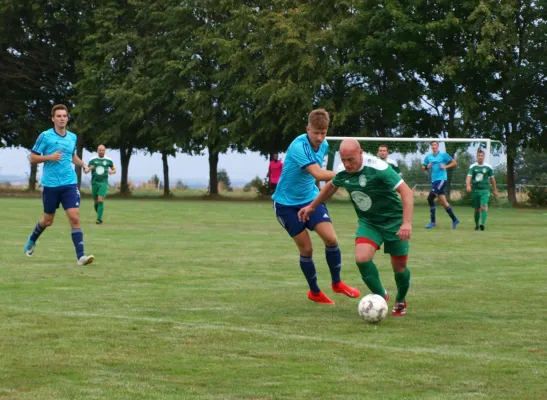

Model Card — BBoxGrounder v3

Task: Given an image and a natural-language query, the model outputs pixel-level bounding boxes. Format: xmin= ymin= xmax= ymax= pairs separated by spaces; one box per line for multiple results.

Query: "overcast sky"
xmin=0 ymin=147 xmax=273 ymax=183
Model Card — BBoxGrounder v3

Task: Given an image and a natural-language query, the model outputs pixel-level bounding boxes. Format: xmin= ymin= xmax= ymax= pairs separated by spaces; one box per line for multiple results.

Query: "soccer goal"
xmin=324 ymin=137 xmax=506 ymax=203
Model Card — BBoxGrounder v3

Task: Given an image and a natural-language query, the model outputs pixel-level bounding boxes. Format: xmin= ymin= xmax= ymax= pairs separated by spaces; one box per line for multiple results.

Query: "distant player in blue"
xmin=24 ymin=104 xmax=95 ymax=265
xmin=272 ymin=109 xmax=360 ymax=304
xmin=422 ymin=141 xmax=460 ymax=229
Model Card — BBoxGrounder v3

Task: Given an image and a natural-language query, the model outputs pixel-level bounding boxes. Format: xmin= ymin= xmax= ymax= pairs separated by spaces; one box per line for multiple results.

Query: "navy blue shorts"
xmin=42 ymin=184 xmax=80 ymax=214
xmin=274 ymin=201 xmax=332 ymax=237
xmin=431 ymin=180 xmax=447 ymax=195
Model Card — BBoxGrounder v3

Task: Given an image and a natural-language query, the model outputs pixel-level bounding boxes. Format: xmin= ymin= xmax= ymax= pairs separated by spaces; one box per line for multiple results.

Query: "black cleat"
xmin=96 ymin=219 xmax=103 ymax=225
xmin=475 ymin=226 xmax=479 ymax=231
xmin=479 ymin=224 xmax=485 ymax=231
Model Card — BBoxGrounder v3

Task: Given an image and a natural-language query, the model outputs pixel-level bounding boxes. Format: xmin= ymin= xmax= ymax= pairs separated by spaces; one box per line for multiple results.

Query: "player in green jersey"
xmin=299 ymin=139 xmax=414 ymax=316
xmin=377 ymin=144 xmax=402 ymax=176
xmin=466 ymin=149 xmax=499 ymax=231
xmin=85 ymin=145 xmax=116 ymax=224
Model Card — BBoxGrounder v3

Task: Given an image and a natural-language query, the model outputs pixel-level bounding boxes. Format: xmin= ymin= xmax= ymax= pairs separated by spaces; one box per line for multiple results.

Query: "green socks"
xmin=357 ymin=260 xmax=386 ymax=296
xmin=394 ymin=268 xmax=411 ymax=303
xmin=94 ymin=203 xmax=98 ymax=212
xmin=481 ymin=209 xmax=487 ymax=225
xmin=474 ymin=211 xmax=480 ymax=227
xmin=97 ymin=201 xmax=104 ymax=220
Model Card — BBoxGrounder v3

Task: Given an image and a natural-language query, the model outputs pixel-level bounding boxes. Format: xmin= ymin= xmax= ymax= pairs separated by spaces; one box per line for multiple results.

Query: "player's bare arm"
xmin=491 ymin=176 xmax=499 ymax=197
xmin=422 ymin=163 xmax=432 ymax=172
xmin=109 ymin=165 xmax=117 ymax=175
xmin=440 ymin=159 xmax=457 ymax=170
xmin=72 ymin=154 xmax=90 ymax=173
xmin=466 ymin=175 xmax=472 ymax=192
xmin=305 ymin=163 xmax=336 ymax=182
xmin=396 ymin=182 xmax=413 ymax=241
xmin=298 ymin=181 xmax=338 ymax=222
xmin=30 ymin=151 xmax=62 ymax=164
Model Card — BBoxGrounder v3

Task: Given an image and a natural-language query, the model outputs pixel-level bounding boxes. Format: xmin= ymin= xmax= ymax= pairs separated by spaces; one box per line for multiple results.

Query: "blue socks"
xmin=299 ymin=255 xmax=320 ymax=293
xmin=445 ymin=205 xmax=457 ymax=221
xmin=325 ymin=245 xmax=341 ymax=284
xmin=429 ymin=206 xmax=436 ymax=223
xmin=29 ymin=222 xmax=46 ymax=242
xmin=71 ymin=228 xmax=85 ymax=259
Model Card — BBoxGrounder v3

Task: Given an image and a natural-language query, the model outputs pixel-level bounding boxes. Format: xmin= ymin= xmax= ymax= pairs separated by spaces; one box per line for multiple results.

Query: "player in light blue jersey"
xmin=272 ymin=109 xmax=360 ymax=305
xmin=422 ymin=141 xmax=460 ymax=229
xmin=23 ymin=104 xmax=95 ymax=266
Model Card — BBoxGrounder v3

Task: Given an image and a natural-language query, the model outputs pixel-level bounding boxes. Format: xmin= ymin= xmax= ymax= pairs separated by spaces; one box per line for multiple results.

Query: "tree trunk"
xmin=119 ymin=145 xmax=133 ymax=196
xmin=208 ymin=145 xmax=219 ymax=195
xmin=161 ymin=151 xmax=170 ymax=197
xmin=28 ymin=162 xmax=38 ymax=192
xmin=76 ymin=135 xmax=85 ymax=189
xmin=506 ymin=152 xmax=517 ymax=206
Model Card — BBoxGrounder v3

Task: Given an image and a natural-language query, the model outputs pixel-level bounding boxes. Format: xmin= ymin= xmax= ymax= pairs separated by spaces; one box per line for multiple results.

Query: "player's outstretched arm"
xmin=298 ymin=181 xmax=338 ymax=222
xmin=466 ymin=175 xmax=472 ymax=192
xmin=305 ymin=163 xmax=336 ymax=182
xmin=396 ymin=182 xmax=413 ymax=241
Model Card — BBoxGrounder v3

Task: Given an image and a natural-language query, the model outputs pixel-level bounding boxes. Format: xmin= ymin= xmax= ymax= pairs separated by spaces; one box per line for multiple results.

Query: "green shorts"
xmin=92 ymin=182 xmax=108 ymax=199
xmin=472 ymin=190 xmax=489 ymax=208
xmin=356 ymin=218 xmax=409 ymax=256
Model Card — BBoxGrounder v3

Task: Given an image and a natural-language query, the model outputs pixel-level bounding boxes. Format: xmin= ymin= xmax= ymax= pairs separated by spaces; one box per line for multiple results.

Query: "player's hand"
xmin=493 ymin=190 xmax=499 ymax=198
xmin=49 ymin=151 xmax=62 ymax=162
xmin=466 ymin=185 xmax=472 ymax=193
xmin=298 ymin=206 xmax=314 ymax=222
xmin=83 ymin=166 xmax=90 ymax=174
xmin=108 ymin=169 xmax=115 ymax=175
xmin=440 ymin=164 xmax=447 ymax=170
xmin=397 ymin=222 xmax=412 ymax=241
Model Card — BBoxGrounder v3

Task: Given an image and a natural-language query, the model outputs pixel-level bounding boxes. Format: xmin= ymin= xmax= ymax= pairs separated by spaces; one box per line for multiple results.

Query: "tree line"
xmin=1 ymin=0 xmax=545 ymax=205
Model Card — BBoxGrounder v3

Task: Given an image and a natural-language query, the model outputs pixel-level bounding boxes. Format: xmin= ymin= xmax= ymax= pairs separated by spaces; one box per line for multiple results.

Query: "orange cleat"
xmin=331 ymin=281 xmax=361 ymax=298
xmin=308 ymin=290 xmax=335 ymax=304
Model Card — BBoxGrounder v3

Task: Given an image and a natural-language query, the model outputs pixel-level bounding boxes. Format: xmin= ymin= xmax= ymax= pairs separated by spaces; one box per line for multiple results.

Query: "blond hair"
xmin=308 ymin=109 xmax=330 ymax=130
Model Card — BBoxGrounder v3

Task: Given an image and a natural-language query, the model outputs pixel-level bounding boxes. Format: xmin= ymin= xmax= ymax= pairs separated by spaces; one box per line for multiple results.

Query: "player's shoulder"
xmin=386 ymin=157 xmax=398 ymax=167
xmin=66 ymin=130 xmax=77 ymax=139
xmin=364 ymin=155 xmax=389 ymax=171
xmin=469 ymin=162 xmax=478 ymax=169
xmin=287 ymin=134 xmax=308 ymax=151
xmin=483 ymin=162 xmax=493 ymax=169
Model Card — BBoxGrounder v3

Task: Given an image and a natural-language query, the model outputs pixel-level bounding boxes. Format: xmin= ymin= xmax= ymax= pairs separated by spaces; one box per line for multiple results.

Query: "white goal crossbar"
xmin=326 ymin=137 xmax=501 ymax=165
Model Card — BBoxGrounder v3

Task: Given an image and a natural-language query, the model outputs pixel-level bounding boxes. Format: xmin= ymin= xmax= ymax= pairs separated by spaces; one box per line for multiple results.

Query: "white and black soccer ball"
xmin=358 ymin=294 xmax=388 ymax=324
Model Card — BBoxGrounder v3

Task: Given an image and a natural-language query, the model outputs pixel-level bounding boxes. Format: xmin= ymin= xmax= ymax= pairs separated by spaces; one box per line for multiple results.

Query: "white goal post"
xmin=325 ymin=137 xmax=500 ymax=165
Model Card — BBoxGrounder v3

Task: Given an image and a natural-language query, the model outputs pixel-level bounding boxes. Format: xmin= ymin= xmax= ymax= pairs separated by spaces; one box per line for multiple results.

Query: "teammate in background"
xmin=266 ymin=153 xmax=283 ymax=194
xmin=299 ymin=139 xmax=413 ymax=316
xmin=86 ymin=145 xmax=116 ymax=224
xmin=466 ymin=149 xmax=499 ymax=231
xmin=23 ymin=104 xmax=95 ymax=266
xmin=272 ymin=109 xmax=360 ymax=305
xmin=422 ymin=141 xmax=460 ymax=229
xmin=377 ymin=144 xmax=402 ymax=176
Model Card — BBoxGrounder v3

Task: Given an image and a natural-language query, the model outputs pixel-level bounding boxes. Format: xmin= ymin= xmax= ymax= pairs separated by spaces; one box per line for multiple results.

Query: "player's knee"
xmin=41 ymin=215 xmax=54 ymax=227
xmin=475 ymin=208 xmax=480 ymax=212
xmin=355 ymin=253 xmax=373 ymax=264
xmin=391 ymin=255 xmax=408 ymax=272
xmin=68 ymin=215 xmax=80 ymax=227
xmin=427 ymin=192 xmax=436 ymax=206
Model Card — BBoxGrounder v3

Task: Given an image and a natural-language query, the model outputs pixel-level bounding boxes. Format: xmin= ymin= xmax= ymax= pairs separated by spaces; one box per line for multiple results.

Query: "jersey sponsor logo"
xmin=475 ymin=173 xmax=484 ymax=182
xmin=359 ymin=175 xmax=367 ymax=187
xmin=351 ymin=191 xmax=372 ymax=211
xmin=96 ymin=166 xmax=106 ymax=175
xmin=482 ymin=168 xmax=486 ymax=173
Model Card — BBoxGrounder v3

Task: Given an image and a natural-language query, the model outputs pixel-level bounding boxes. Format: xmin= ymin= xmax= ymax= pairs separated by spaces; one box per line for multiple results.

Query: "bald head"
xmin=97 ymin=144 xmax=106 ymax=158
xmin=339 ymin=139 xmax=363 ymax=173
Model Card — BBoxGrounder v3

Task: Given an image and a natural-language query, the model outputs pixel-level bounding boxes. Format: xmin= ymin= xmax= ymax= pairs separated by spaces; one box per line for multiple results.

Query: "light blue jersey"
xmin=423 ymin=152 xmax=453 ymax=182
xmin=272 ymin=133 xmax=329 ymax=206
xmin=32 ymin=128 xmax=78 ymax=187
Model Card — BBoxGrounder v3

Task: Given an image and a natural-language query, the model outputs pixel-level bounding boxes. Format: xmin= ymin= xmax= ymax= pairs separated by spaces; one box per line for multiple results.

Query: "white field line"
xmin=5 ymin=307 xmax=546 ymax=365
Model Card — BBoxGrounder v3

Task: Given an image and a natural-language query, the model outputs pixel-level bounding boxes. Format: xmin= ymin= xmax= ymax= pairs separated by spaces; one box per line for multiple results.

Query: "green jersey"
xmin=89 ymin=155 xmax=114 ymax=184
xmin=332 ymin=156 xmax=404 ymax=223
xmin=383 ymin=157 xmax=401 ymax=175
xmin=467 ymin=163 xmax=494 ymax=191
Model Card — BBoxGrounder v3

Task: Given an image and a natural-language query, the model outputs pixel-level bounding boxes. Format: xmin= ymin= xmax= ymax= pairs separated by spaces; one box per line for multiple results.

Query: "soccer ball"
xmin=358 ymin=294 xmax=388 ymax=324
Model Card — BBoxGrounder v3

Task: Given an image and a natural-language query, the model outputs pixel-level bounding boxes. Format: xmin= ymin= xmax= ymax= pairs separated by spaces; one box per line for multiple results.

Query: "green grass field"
xmin=0 ymin=198 xmax=545 ymax=400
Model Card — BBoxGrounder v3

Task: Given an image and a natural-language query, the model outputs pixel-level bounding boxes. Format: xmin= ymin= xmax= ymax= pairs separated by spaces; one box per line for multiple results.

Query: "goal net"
xmin=324 ymin=137 xmax=507 ymax=205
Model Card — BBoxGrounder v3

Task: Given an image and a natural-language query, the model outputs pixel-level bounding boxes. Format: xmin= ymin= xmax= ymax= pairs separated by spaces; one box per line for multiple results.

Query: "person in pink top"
xmin=267 ymin=153 xmax=283 ymax=194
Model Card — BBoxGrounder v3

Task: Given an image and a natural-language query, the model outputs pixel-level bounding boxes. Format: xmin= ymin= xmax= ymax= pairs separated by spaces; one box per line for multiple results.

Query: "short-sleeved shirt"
xmin=268 ymin=160 xmax=283 ymax=184
xmin=383 ymin=157 xmax=401 ymax=175
xmin=332 ymin=156 xmax=404 ymax=223
xmin=467 ymin=163 xmax=494 ymax=191
xmin=272 ymin=134 xmax=329 ymax=206
xmin=89 ymin=155 xmax=115 ymax=184
xmin=423 ymin=152 xmax=453 ymax=182
xmin=31 ymin=128 xmax=78 ymax=187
